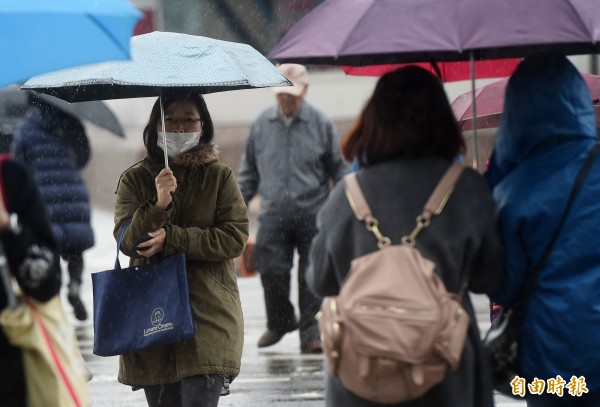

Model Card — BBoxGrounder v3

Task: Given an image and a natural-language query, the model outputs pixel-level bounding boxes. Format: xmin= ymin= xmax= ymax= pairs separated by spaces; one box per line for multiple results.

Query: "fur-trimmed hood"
xmin=115 ymin=144 xmax=220 ymax=193
xmin=170 ymin=143 xmax=219 ymax=168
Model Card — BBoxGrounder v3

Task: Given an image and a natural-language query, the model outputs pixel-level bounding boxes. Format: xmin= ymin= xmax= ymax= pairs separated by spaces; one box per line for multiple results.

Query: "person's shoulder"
xmin=121 ymin=159 xmax=147 ymax=175
xmin=301 ymin=102 xmax=334 ymax=125
xmin=201 ymin=160 xmax=239 ymax=186
xmin=453 ymin=165 xmax=496 ymax=207
xmin=253 ymin=105 xmax=278 ymax=122
xmin=205 ymin=159 xmax=233 ymax=175
xmin=115 ymin=159 xmax=152 ymax=188
xmin=460 ymin=165 xmax=489 ymax=186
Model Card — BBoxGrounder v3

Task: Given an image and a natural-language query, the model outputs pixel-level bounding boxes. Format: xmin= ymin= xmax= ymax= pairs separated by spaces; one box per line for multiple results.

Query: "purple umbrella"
xmin=269 ymin=0 xmax=600 ymax=170
xmin=269 ymin=0 xmax=600 ymax=65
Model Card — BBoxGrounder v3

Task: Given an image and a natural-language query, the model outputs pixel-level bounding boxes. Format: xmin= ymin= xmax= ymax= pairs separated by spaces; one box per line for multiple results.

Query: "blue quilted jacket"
xmin=12 ymin=105 xmax=94 ymax=253
xmin=486 ymin=54 xmax=600 ymax=391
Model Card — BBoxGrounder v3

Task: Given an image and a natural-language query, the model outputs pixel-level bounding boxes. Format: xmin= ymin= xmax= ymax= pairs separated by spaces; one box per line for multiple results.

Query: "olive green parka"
xmin=113 ymin=144 xmax=249 ymax=386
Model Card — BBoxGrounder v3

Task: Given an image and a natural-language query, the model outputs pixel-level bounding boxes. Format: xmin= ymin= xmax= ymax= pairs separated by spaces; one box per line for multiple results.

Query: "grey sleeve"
xmin=324 ymin=120 xmax=350 ymax=184
xmin=237 ymin=128 xmax=259 ymax=206
xmin=307 ymin=191 xmax=344 ymax=298
xmin=307 ymin=221 xmax=341 ymax=298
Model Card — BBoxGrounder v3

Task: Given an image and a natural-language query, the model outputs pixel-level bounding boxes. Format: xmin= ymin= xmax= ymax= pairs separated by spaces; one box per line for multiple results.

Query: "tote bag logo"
xmin=143 ymin=307 xmax=174 ymax=336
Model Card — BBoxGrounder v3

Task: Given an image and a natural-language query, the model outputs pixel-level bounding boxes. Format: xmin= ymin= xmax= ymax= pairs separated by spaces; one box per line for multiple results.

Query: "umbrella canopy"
xmin=269 ymin=0 xmax=600 ymax=65
xmin=341 ymin=60 xmax=520 ymax=81
xmin=452 ymin=74 xmax=600 ymax=131
xmin=0 ymin=88 xmax=125 ymax=137
xmin=269 ymin=0 xmax=600 ymax=170
xmin=22 ymin=31 xmax=293 ymax=103
xmin=0 ymin=0 xmax=141 ymax=87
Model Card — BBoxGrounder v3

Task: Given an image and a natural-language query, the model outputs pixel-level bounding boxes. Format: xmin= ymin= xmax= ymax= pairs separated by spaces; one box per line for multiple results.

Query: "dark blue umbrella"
xmin=0 ymin=0 xmax=141 ymax=87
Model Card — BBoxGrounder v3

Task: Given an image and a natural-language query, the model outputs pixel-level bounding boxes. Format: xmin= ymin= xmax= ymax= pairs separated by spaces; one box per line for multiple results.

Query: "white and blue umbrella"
xmin=22 ymin=31 xmax=293 ymax=102
xmin=1 ymin=0 xmax=141 ymax=87
xmin=23 ymin=31 xmax=292 ymax=168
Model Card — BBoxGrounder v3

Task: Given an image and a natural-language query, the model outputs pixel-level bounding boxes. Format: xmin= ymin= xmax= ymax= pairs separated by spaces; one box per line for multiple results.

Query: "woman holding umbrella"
xmin=113 ymin=91 xmax=248 ymax=406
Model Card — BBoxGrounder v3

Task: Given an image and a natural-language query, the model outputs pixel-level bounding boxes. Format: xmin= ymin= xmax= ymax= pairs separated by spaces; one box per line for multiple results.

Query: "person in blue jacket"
xmin=486 ymin=53 xmax=600 ymax=406
xmin=11 ymin=95 xmax=94 ymax=321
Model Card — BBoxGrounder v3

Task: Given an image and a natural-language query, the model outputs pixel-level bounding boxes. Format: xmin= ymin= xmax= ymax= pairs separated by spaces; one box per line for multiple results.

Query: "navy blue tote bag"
xmin=92 ymin=221 xmax=195 ymax=356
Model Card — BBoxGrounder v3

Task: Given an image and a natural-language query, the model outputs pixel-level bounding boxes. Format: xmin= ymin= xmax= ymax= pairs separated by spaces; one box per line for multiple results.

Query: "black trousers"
xmin=253 ymin=214 xmax=320 ymax=343
xmin=143 ymin=375 xmax=223 ymax=407
xmin=61 ymin=250 xmax=84 ymax=287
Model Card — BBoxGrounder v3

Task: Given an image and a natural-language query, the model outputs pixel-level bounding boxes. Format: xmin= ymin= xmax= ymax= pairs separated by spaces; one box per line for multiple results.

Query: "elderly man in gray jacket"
xmin=238 ymin=64 xmax=349 ymax=354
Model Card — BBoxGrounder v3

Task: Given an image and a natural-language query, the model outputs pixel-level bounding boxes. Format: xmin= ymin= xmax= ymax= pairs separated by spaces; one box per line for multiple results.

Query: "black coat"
xmin=12 ymin=105 xmax=94 ymax=253
xmin=0 ymin=157 xmax=61 ymax=406
xmin=308 ymin=158 xmax=505 ymax=407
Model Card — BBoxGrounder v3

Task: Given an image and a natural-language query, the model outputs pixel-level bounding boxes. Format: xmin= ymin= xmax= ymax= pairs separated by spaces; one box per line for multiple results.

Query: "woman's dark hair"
xmin=143 ymin=91 xmax=214 ymax=161
xmin=341 ymin=66 xmax=464 ymax=167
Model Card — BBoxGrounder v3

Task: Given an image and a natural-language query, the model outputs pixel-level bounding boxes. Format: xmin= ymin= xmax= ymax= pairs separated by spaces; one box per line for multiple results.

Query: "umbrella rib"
xmin=87 ymin=13 xmax=131 ymax=59
xmin=564 ymin=1 xmax=594 ymax=40
xmin=337 ymin=0 xmax=377 ymax=64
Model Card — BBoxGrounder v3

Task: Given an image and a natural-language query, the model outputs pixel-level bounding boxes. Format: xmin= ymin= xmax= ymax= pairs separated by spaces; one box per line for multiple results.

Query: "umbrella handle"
xmin=159 ymin=91 xmax=169 ymax=169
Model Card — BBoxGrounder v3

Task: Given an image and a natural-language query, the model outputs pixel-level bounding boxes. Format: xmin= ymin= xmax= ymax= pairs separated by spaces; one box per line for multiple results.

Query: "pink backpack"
xmin=317 ymin=164 xmax=470 ymax=403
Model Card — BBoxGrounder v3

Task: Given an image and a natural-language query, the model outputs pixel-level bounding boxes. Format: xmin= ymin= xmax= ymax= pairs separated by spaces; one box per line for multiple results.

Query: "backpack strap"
xmin=422 ymin=164 xmax=465 ymax=219
xmin=403 ymin=163 xmax=465 ymax=246
xmin=344 ymin=163 xmax=465 ymax=248
xmin=344 ymin=172 xmax=391 ymax=248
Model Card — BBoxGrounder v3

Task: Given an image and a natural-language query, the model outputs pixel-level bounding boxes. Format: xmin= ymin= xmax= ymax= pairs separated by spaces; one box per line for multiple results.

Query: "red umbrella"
xmin=341 ymin=60 xmax=521 ymax=82
xmin=452 ymin=73 xmax=600 ymax=131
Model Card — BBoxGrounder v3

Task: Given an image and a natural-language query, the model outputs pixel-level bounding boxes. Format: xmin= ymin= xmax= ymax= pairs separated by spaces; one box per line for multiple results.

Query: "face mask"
xmin=157 ymin=132 xmax=200 ymax=157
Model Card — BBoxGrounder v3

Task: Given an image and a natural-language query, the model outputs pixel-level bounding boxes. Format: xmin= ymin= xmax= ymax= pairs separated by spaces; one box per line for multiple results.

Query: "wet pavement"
xmin=64 ymin=208 xmax=525 ymax=406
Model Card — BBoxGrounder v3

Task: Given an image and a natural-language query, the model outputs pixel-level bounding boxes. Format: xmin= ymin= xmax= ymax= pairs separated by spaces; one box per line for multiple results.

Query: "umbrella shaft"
xmin=159 ymin=92 xmax=169 ymax=169
xmin=470 ymin=53 xmax=480 ymax=171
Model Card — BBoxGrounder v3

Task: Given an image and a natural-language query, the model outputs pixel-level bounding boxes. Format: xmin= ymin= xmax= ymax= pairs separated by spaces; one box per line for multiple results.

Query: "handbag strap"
xmin=514 ymin=143 xmax=600 ymax=312
xmin=26 ymin=297 xmax=83 ymax=407
xmin=344 ymin=163 xmax=465 ymax=248
xmin=114 ymin=220 xmax=132 ymax=270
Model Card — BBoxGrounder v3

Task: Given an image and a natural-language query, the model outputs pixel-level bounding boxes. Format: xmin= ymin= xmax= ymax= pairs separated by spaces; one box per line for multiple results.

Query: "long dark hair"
xmin=143 ymin=91 xmax=215 ymax=162
xmin=342 ymin=66 xmax=464 ymax=167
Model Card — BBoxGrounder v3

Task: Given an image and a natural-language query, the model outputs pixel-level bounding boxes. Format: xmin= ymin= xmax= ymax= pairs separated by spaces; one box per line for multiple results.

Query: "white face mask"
xmin=157 ymin=132 xmax=200 ymax=157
